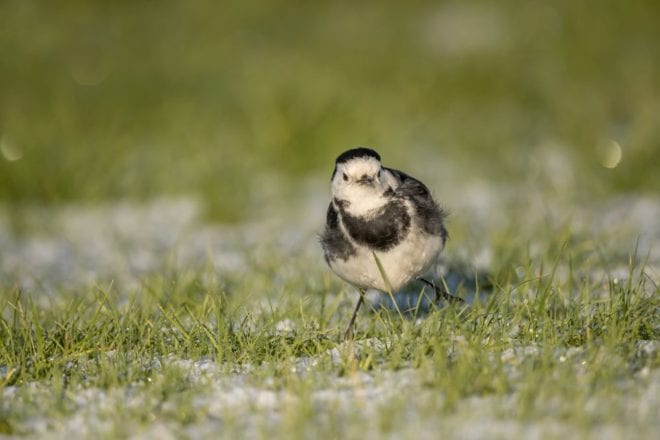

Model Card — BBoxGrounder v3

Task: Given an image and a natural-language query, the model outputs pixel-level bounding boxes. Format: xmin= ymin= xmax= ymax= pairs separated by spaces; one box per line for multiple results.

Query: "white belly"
xmin=329 ymin=229 xmax=444 ymax=292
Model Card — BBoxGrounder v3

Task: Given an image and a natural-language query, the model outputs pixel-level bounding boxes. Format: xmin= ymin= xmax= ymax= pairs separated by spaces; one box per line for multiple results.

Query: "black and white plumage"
xmin=321 ymin=147 xmax=449 ymax=339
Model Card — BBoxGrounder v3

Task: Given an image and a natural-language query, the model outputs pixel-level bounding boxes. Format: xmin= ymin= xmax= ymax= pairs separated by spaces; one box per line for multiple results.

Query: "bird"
xmin=321 ymin=147 xmax=456 ymax=340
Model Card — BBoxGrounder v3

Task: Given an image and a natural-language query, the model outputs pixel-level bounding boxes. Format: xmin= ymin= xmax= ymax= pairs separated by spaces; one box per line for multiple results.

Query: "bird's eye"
xmin=342 ymin=173 xmax=348 ymax=181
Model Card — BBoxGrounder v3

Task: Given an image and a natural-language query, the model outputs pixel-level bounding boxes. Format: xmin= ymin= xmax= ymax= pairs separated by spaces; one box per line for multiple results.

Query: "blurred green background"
xmin=1 ymin=0 xmax=658 ymax=221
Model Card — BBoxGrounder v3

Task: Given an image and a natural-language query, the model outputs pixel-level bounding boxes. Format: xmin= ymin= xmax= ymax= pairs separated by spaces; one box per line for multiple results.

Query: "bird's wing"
xmin=385 ymin=167 xmax=431 ymax=198
xmin=320 ymin=202 xmax=356 ymax=262
xmin=384 ymin=167 xmax=448 ymax=239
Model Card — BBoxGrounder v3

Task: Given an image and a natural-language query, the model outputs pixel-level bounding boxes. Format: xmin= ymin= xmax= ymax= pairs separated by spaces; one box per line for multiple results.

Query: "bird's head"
xmin=330 ymin=147 xmax=389 ymax=201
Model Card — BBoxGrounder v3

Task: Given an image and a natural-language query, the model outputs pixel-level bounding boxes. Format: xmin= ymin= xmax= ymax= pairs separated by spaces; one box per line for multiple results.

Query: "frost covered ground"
xmin=1 ymin=171 xmax=659 ymax=438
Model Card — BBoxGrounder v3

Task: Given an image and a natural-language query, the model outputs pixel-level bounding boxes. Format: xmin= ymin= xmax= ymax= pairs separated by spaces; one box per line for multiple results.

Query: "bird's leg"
xmin=419 ymin=278 xmax=464 ymax=304
xmin=344 ymin=289 xmax=366 ymax=341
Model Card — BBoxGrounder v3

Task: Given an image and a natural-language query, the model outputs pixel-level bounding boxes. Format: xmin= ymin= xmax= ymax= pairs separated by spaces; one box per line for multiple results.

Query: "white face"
xmin=331 ymin=156 xmax=389 ymax=204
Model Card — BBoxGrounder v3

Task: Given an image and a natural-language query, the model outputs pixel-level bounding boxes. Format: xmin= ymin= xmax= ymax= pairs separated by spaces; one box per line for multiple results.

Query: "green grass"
xmin=1 ymin=237 xmax=657 ymax=436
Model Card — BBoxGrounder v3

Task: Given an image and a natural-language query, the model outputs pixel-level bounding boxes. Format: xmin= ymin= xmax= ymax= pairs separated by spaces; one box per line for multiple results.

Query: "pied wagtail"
xmin=321 ymin=147 xmax=458 ymax=340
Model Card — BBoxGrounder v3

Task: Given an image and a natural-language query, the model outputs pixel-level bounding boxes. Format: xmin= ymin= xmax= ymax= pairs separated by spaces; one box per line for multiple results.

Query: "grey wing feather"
xmin=385 ymin=167 xmax=448 ymax=241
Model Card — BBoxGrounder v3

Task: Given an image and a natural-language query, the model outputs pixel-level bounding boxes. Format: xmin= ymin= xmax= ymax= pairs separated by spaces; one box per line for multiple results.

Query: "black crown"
xmin=335 ymin=147 xmax=381 ymax=165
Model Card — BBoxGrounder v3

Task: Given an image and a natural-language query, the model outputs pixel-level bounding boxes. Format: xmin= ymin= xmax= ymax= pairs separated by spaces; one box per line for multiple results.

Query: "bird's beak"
xmin=357 ymin=176 xmax=375 ymax=185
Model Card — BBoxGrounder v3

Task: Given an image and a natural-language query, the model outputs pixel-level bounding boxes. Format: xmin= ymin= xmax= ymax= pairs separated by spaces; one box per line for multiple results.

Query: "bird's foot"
xmin=419 ymin=278 xmax=464 ymax=305
xmin=343 ymin=326 xmax=355 ymax=341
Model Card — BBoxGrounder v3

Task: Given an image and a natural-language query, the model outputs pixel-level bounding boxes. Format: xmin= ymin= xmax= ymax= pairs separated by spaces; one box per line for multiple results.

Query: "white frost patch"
xmin=3 ymin=355 xmax=659 ymax=439
xmin=0 ymin=197 xmax=322 ymax=294
xmin=274 ymin=319 xmax=296 ymax=336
